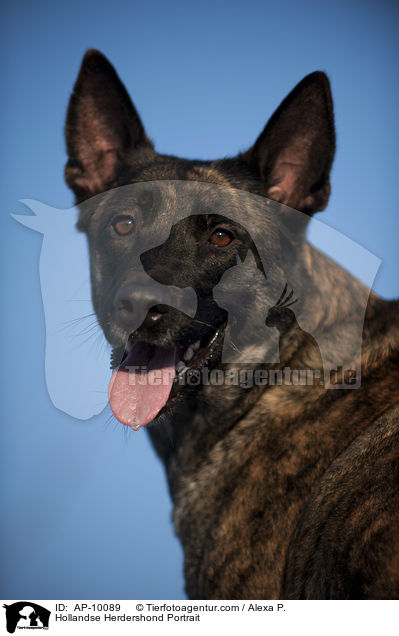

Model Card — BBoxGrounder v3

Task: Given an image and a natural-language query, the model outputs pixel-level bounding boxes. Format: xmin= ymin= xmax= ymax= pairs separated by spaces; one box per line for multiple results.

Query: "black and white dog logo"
xmin=3 ymin=602 xmax=50 ymax=633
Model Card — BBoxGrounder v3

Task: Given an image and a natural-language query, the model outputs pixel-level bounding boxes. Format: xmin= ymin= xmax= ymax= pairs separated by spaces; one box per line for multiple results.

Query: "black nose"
xmin=113 ymin=284 xmax=171 ymax=329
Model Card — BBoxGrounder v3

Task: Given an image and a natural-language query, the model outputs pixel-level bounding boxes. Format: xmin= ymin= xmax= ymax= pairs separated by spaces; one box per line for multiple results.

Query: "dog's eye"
xmin=209 ymin=229 xmax=234 ymax=247
xmin=113 ymin=215 xmax=135 ymax=236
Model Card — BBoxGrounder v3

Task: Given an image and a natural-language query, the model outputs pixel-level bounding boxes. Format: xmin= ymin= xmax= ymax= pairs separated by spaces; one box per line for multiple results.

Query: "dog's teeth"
xmin=193 ymin=340 xmax=201 ymax=351
xmin=183 ymin=346 xmax=194 ymax=362
xmin=176 ymin=361 xmax=186 ymax=373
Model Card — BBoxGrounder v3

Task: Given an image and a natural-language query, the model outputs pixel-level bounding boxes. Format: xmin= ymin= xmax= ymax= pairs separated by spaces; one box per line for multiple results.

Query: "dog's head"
xmin=64 ymin=50 xmax=335 ymax=430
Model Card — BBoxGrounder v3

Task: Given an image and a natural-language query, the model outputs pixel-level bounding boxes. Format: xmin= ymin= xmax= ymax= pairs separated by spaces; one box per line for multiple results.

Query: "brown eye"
xmin=113 ymin=215 xmax=134 ymax=235
xmin=210 ymin=229 xmax=234 ymax=247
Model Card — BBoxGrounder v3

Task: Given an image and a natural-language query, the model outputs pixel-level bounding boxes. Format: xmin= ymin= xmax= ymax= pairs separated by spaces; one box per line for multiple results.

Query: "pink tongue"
xmin=108 ymin=342 xmax=177 ymax=430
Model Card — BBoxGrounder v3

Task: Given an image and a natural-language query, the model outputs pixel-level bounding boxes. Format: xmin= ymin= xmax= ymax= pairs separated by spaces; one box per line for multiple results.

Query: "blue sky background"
xmin=1 ymin=0 xmax=398 ymax=600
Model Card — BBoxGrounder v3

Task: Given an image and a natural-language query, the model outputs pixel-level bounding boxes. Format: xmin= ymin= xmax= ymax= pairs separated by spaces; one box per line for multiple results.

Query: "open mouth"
xmin=108 ymin=325 xmax=225 ymax=430
xmin=174 ymin=328 xmax=222 ymax=381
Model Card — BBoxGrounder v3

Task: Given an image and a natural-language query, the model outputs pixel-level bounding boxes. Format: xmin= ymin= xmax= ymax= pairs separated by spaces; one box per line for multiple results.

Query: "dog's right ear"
xmin=243 ymin=72 xmax=335 ymax=215
xmin=65 ymin=50 xmax=153 ymax=201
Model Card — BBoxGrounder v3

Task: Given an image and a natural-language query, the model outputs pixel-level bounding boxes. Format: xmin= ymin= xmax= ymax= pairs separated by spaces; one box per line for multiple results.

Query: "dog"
xmin=64 ymin=50 xmax=399 ymax=599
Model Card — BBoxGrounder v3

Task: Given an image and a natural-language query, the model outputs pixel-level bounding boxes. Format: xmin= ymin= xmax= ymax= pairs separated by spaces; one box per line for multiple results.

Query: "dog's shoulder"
xmin=362 ymin=296 xmax=399 ymax=366
xmin=283 ymin=401 xmax=399 ymax=599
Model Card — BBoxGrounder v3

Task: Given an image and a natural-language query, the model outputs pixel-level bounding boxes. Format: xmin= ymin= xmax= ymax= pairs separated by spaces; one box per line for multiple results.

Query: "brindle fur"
xmin=65 ymin=50 xmax=399 ymax=599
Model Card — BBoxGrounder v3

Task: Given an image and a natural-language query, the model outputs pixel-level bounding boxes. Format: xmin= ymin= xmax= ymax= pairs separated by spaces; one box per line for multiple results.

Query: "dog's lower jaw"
xmin=108 ymin=322 xmax=227 ymax=430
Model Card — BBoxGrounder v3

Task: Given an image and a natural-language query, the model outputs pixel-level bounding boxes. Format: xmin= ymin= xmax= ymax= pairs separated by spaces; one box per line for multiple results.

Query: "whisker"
xmin=230 ymin=341 xmax=242 ymax=354
xmin=55 ymin=313 xmax=97 ymax=333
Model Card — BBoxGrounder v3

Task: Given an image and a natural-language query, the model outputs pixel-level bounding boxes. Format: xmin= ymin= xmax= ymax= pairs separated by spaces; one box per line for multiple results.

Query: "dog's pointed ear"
xmin=243 ymin=72 xmax=335 ymax=214
xmin=65 ymin=50 xmax=153 ymax=200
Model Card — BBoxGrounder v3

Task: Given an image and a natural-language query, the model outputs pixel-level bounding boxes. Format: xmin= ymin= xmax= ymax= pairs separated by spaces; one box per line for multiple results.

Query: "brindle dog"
xmin=65 ymin=50 xmax=399 ymax=599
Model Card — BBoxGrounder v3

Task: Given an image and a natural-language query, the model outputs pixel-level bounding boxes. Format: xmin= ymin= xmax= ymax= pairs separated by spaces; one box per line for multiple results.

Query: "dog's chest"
xmin=167 ymin=389 xmax=317 ymax=597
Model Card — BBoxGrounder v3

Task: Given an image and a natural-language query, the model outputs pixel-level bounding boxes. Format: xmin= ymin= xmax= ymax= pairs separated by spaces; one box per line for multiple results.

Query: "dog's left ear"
xmin=243 ymin=72 xmax=335 ymax=214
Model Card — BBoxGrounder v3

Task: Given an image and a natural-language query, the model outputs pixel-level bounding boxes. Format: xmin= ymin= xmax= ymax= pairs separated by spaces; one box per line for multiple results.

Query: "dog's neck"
xmin=304 ymin=242 xmax=375 ymax=330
